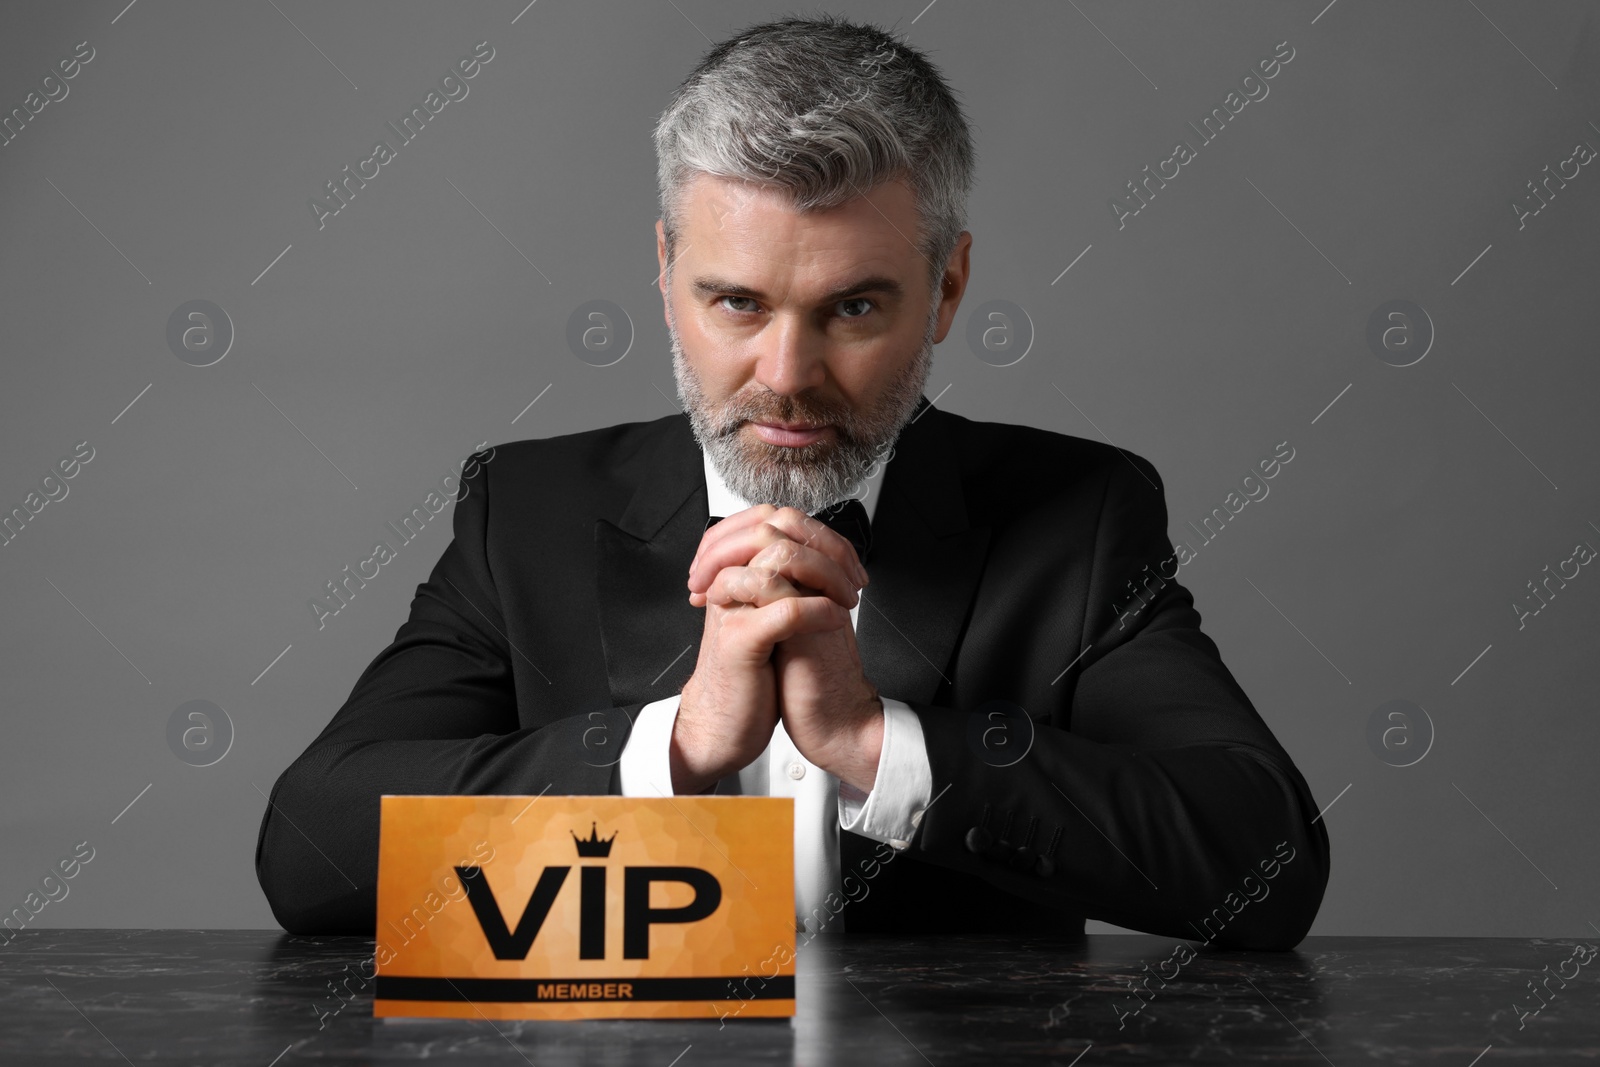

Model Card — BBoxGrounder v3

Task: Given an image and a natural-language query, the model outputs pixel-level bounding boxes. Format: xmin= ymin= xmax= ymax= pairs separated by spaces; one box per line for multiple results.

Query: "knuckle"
xmin=777 ymin=596 xmax=802 ymax=626
xmin=757 ymin=540 xmax=795 ymax=567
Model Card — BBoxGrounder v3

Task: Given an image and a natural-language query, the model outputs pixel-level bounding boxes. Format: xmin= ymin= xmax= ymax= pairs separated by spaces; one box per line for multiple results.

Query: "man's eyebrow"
xmin=689 ymin=275 xmax=905 ymax=304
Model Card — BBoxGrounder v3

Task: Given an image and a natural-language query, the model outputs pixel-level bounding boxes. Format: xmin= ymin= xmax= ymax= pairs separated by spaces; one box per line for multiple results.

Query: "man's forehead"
xmin=677 ymin=174 xmax=918 ymax=282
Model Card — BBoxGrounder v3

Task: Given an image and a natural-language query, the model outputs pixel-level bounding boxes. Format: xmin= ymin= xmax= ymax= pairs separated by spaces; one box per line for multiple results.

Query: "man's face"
xmin=656 ymin=173 xmax=970 ymax=514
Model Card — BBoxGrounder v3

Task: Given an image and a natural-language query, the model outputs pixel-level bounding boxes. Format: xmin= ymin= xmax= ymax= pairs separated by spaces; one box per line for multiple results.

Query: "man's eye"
xmin=718 ymin=296 xmax=759 ymax=314
xmin=837 ymin=298 xmax=874 ymax=318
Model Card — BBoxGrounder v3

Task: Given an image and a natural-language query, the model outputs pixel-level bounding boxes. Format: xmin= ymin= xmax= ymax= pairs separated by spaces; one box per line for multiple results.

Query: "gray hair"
xmin=653 ymin=13 xmax=975 ymax=294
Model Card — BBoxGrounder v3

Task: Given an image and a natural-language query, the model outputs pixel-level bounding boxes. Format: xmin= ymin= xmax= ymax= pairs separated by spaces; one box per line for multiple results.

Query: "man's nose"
xmin=752 ymin=315 xmax=828 ymax=397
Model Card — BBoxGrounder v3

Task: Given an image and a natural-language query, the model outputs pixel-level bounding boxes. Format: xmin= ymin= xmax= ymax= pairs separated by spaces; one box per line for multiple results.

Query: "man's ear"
xmin=932 ymin=230 xmax=973 ymax=345
xmin=655 ymin=219 xmax=671 ymax=324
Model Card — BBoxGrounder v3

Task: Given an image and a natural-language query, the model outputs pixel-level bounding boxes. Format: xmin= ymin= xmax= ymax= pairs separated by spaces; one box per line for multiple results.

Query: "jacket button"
xmin=964 ymin=827 xmax=993 ymax=854
xmin=1008 ymin=846 xmax=1035 ymax=870
xmin=1034 ymin=854 xmax=1056 ymax=878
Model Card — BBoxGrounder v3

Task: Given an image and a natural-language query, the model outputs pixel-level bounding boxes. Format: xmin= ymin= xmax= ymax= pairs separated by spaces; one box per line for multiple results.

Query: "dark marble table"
xmin=1 ymin=930 xmax=1596 ymax=1064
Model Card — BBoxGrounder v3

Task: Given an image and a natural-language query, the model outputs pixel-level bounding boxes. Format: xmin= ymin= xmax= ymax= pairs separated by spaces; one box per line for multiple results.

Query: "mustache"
xmin=717 ymin=394 xmax=854 ymax=437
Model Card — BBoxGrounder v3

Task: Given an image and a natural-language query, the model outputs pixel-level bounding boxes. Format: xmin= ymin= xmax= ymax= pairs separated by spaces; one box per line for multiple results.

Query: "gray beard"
xmin=668 ymin=289 xmax=940 ymax=515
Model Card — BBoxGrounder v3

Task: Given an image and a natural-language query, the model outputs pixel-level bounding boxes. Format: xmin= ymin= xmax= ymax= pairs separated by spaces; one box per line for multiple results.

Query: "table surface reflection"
xmin=1 ymin=930 xmax=1596 ymax=1064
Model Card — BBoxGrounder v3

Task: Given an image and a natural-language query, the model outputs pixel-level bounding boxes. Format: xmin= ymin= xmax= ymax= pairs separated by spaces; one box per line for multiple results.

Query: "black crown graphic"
xmin=571 ymin=821 xmax=617 ymax=858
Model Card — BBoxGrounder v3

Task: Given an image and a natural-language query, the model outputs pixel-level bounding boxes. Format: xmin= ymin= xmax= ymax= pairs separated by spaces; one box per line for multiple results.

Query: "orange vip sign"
xmin=372 ymin=795 xmax=796 ymax=1020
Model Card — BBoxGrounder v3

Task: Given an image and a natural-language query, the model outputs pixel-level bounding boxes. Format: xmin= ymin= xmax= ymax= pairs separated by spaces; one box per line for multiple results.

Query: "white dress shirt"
xmin=618 ymin=446 xmax=934 ymax=933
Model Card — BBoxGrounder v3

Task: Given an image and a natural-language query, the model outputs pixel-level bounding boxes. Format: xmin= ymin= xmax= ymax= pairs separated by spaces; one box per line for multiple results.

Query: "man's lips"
xmin=748 ymin=421 xmax=831 ymax=447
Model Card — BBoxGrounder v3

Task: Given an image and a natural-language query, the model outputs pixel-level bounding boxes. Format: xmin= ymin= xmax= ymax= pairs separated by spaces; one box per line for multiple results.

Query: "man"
xmin=257 ymin=14 xmax=1329 ymax=949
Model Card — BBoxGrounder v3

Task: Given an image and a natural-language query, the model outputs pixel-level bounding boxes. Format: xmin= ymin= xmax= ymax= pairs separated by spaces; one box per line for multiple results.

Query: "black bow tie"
xmin=705 ymin=498 xmax=872 ymax=566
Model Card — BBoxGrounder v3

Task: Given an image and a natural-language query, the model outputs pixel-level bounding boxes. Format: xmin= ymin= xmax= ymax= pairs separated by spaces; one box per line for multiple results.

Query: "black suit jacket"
xmin=256 ymin=396 xmax=1330 ymax=948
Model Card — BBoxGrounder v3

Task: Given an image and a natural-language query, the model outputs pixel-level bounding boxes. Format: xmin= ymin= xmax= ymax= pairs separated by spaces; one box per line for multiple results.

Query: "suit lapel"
xmin=594 ymin=414 xmax=710 ymax=710
xmin=594 ymin=396 xmax=989 ymax=711
xmin=855 ymin=398 xmax=990 ymax=707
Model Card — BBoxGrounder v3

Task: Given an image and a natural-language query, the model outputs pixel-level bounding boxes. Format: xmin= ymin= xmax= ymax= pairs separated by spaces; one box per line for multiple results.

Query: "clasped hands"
xmin=670 ymin=504 xmax=884 ymax=796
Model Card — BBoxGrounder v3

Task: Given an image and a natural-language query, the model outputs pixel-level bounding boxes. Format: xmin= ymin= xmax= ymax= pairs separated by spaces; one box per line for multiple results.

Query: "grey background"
xmin=1 ymin=0 xmax=1596 ymax=938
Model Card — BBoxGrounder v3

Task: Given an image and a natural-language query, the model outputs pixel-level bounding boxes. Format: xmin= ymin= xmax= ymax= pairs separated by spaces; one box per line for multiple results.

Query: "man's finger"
xmin=701 ymin=556 xmax=856 ymax=609
xmin=726 ymin=594 xmax=851 ymax=654
xmin=691 ymin=504 xmax=865 ymax=590
xmin=703 ymin=562 xmax=801 ymax=610
xmin=692 ymin=536 xmax=860 ymax=607
xmin=691 ymin=503 xmax=777 ymax=571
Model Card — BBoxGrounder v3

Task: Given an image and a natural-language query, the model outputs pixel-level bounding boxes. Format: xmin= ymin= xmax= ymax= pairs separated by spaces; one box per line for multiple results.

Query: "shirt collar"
xmin=702 ymin=444 xmax=890 ymax=524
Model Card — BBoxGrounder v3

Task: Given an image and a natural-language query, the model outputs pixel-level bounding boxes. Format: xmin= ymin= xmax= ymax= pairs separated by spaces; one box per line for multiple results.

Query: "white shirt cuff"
xmin=837 ymin=698 xmax=932 ymax=848
xmin=618 ymin=696 xmax=681 ymax=797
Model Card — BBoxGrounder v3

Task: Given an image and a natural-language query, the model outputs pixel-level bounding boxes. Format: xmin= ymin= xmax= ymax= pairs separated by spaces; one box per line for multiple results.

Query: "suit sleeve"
xmin=902 ymin=451 xmax=1331 ymax=950
xmin=254 ymin=448 xmax=643 ymax=935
